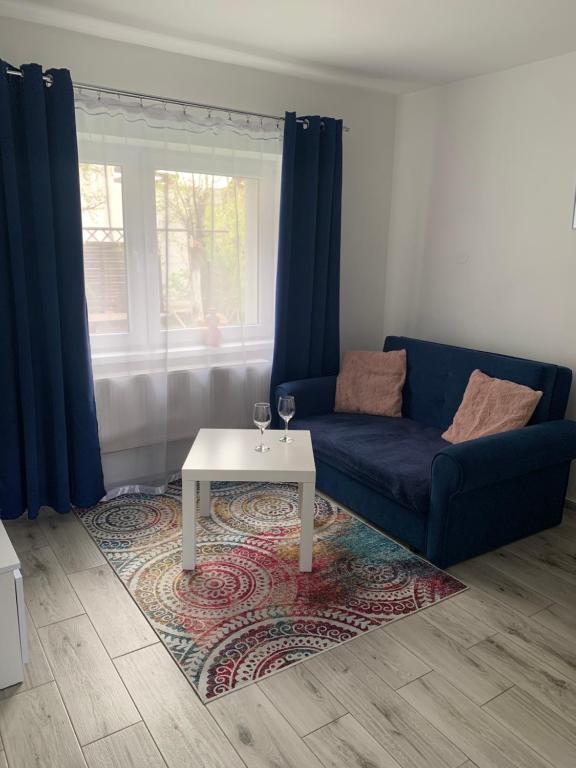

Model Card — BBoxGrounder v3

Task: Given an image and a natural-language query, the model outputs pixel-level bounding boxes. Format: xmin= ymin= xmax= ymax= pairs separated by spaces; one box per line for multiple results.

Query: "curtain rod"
xmin=75 ymin=82 xmax=350 ymax=132
xmin=5 ymin=67 xmax=350 ymax=132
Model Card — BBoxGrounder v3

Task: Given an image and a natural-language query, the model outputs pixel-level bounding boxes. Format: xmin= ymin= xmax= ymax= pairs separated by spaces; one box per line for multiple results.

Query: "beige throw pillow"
xmin=334 ymin=349 xmax=406 ymax=417
xmin=442 ymin=369 xmax=543 ymax=444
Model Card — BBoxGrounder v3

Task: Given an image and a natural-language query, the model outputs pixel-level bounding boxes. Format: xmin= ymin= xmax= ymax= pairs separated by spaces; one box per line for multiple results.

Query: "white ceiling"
xmin=4 ymin=0 xmax=576 ymax=93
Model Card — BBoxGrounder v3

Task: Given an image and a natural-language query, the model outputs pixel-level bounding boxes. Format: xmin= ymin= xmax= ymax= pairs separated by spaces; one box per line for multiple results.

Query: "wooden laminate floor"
xmin=2 ymin=503 xmax=576 ymax=768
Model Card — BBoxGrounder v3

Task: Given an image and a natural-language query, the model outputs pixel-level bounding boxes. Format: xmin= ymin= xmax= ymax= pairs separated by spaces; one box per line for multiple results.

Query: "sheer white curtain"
xmin=74 ymin=89 xmax=282 ymax=494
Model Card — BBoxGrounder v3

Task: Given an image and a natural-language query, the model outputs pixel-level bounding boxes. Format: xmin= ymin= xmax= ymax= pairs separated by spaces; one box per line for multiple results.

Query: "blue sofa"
xmin=275 ymin=336 xmax=576 ymax=567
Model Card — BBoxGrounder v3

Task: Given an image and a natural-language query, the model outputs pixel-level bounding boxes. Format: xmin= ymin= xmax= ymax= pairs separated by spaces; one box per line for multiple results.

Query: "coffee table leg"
xmin=298 ymin=482 xmax=314 ymax=572
xmin=182 ymin=479 xmax=197 ymax=570
xmin=199 ymin=481 xmax=211 ymax=517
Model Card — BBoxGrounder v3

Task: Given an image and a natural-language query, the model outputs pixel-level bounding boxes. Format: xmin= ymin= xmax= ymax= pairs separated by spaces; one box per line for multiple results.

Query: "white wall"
xmin=0 ymin=16 xmax=396 ymax=354
xmin=386 ymin=51 xmax=576 ymax=496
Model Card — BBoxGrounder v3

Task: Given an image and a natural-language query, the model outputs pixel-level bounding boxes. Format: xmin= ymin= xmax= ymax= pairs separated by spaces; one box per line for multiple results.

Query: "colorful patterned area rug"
xmin=77 ymin=481 xmax=466 ymax=701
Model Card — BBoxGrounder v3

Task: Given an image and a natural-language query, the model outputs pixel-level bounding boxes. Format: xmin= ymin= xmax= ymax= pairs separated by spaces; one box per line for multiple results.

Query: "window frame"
xmin=78 ymin=138 xmax=280 ymax=364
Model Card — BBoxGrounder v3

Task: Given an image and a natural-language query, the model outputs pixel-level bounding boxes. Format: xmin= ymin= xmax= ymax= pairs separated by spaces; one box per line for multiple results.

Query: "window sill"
xmin=91 ymin=339 xmax=274 ymax=379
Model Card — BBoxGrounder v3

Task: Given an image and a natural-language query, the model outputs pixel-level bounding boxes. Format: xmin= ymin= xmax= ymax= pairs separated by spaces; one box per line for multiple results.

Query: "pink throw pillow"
xmin=335 ymin=350 xmax=406 ymax=417
xmin=442 ymin=369 xmax=543 ymax=444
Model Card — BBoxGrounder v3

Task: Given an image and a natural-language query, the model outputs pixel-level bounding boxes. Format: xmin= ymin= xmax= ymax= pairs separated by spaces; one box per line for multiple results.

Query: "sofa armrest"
xmin=432 ymin=420 xmax=576 ymax=496
xmin=274 ymin=376 xmax=337 ymax=418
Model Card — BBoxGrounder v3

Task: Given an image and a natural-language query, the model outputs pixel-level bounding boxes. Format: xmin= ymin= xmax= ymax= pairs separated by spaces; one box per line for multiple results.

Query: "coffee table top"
xmin=182 ymin=428 xmax=315 ymax=482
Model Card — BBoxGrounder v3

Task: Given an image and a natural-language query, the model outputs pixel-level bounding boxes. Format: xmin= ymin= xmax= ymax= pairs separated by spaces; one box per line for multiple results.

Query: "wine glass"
xmin=278 ymin=395 xmax=296 ymax=443
xmin=253 ymin=402 xmax=272 ymax=453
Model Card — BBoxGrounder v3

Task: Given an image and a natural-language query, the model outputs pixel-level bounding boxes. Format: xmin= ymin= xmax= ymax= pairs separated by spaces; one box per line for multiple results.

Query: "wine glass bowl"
xmin=278 ymin=395 xmax=296 ymax=443
xmin=253 ymin=402 xmax=272 ymax=452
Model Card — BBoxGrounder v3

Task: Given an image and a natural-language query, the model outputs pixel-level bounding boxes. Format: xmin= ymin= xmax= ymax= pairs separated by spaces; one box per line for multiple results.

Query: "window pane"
xmin=79 ymin=163 xmax=129 ymax=334
xmin=155 ymin=170 xmax=255 ymax=332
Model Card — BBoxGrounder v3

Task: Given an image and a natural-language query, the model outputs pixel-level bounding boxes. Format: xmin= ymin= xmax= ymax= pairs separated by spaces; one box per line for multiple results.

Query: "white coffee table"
xmin=181 ymin=428 xmax=316 ymax=572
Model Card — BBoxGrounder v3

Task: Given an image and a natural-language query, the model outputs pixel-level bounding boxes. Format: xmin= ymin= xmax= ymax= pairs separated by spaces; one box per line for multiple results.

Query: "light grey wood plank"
xmin=209 ymin=684 xmax=323 ymax=768
xmin=385 ymin=613 xmax=512 ymax=705
xmin=0 ymin=750 xmax=7 ymax=768
xmin=451 ymin=588 xmax=576 ymax=683
xmin=531 ymin=603 xmax=576 ymax=642
xmin=419 ymin=599 xmax=497 ymax=647
xmin=449 ymin=558 xmax=551 ymax=616
xmin=258 ymin=662 xmax=346 ymax=737
xmin=539 ymin=526 xmax=576 ymax=554
xmin=115 ymin=644 xmax=243 ymax=768
xmin=305 ymin=644 xmax=466 ymax=768
xmin=469 ymin=633 xmax=576 ymax=724
xmin=303 ymin=713 xmax=402 ymax=768
xmin=0 ymin=609 xmax=53 ymax=700
xmin=39 ymin=615 xmax=140 ymax=745
xmin=39 ymin=515 xmax=105 ymax=574
xmin=69 ymin=565 xmax=157 ymax=658
xmin=0 ymin=682 xmax=86 ymax=768
xmin=20 ymin=546 xmax=84 ymax=627
xmin=399 ymin=672 xmax=552 ymax=768
xmin=83 ymin=723 xmax=166 ymax=768
xmin=559 ymin=510 xmax=576 ymax=531
xmin=346 ymin=627 xmax=430 ymax=689
xmin=485 ymin=686 xmax=576 ymax=768
xmin=532 ymin=522 xmax=576 ymax=547
xmin=450 ymin=587 xmax=529 ymax=630
xmin=4 ymin=517 xmax=48 ymax=556
xmin=508 ymin=535 xmax=576 ymax=585
xmin=484 ymin=549 xmax=576 ymax=611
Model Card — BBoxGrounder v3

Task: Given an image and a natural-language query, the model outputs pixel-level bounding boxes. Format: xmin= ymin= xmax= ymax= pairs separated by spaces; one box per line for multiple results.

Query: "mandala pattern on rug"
xmin=77 ymin=481 xmax=466 ymax=701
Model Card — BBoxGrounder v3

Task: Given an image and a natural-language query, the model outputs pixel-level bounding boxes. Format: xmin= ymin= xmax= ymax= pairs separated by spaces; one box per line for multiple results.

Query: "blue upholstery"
xmin=278 ymin=376 xmax=337 ymax=418
xmin=383 ymin=336 xmax=571 ymax=429
xmin=432 ymin=420 xmax=576 ymax=494
xmin=291 ymin=413 xmax=446 ymax=516
xmin=276 ymin=336 xmax=576 ymax=567
xmin=315 ymin=460 xmax=429 ymax=553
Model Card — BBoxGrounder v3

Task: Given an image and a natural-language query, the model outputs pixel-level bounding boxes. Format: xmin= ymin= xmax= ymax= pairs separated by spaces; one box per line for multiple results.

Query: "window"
xmin=80 ymin=163 xmax=128 ymax=335
xmin=78 ymin=140 xmax=280 ymax=366
xmin=155 ymin=171 xmax=258 ymax=331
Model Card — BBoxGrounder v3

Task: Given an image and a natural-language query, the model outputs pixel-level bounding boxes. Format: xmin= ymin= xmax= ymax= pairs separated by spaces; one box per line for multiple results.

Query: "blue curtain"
xmin=0 ymin=62 xmax=105 ymax=519
xmin=270 ymin=112 xmax=343 ymax=411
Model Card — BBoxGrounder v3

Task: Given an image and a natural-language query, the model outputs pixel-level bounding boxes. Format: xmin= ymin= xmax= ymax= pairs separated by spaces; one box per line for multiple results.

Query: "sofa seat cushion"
xmin=291 ymin=413 xmax=448 ymax=515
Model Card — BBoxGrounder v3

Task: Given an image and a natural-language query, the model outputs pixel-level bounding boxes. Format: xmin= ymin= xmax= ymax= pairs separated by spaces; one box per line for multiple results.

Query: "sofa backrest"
xmin=383 ymin=336 xmax=572 ymax=431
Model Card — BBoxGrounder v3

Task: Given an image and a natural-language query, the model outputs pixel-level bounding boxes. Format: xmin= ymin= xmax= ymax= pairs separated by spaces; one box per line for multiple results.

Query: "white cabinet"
xmin=0 ymin=522 xmax=28 ymax=689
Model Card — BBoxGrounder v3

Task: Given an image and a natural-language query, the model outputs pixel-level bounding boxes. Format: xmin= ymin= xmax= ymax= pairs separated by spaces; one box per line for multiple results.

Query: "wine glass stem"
xmin=284 ymin=420 xmax=289 ymax=441
xmin=260 ymin=426 xmax=264 ymax=450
